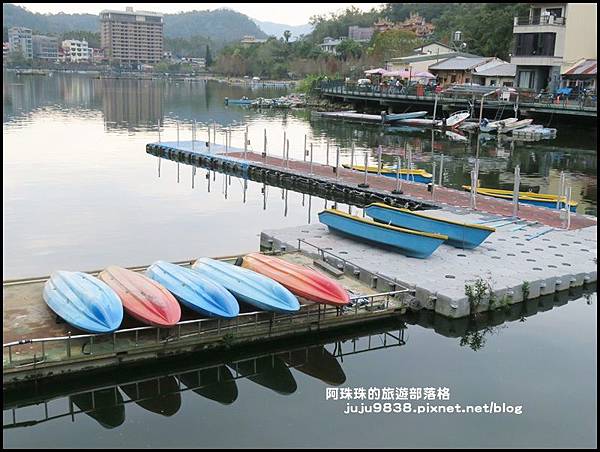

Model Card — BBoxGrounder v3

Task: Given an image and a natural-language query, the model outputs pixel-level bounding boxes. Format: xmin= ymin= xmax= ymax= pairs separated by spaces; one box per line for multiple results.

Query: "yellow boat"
xmin=462 ymin=185 xmax=578 ymax=212
xmin=342 ymin=164 xmax=432 ymax=183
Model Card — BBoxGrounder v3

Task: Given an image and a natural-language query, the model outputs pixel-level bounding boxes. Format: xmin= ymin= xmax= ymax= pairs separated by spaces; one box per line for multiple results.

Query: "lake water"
xmin=3 ymin=72 xmax=597 ymax=448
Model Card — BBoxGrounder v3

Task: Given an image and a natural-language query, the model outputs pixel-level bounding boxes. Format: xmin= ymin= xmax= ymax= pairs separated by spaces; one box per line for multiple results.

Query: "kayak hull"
xmin=192 ymin=258 xmax=300 ymax=314
xmin=146 ymin=261 xmax=239 ymax=318
xmin=98 ymin=266 xmax=181 ymax=327
xmin=43 ymin=271 xmax=124 ymax=333
xmin=241 ymin=253 xmax=349 ymax=306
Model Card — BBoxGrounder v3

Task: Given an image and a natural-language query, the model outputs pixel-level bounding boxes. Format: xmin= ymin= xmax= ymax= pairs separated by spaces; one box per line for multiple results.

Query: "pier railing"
xmin=3 ymin=289 xmax=407 ymax=371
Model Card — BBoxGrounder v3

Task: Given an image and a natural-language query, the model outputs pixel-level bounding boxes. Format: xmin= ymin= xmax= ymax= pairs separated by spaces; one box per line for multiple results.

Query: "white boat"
xmin=479 ymin=117 xmax=519 ymax=132
xmin=497 ymin=118 xmax=534 ymax=134
xmin=398 ymin=111 xmax=470 ymax=129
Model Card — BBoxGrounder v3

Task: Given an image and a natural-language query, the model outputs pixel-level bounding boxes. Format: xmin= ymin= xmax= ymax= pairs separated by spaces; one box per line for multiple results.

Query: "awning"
xmin=364 ymin=68 xmax=387 ymax=75
xmin=415 ymin=71 xmax=436 ymax=79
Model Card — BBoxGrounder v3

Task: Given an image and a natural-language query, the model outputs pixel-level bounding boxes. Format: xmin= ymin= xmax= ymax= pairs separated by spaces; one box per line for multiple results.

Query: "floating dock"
xmin=3 ymin=253 xmax=408 ymax=387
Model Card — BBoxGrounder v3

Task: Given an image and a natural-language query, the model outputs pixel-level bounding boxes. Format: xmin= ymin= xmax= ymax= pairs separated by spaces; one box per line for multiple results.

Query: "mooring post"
xmin=263 ymin=128 xmax=267 ymax=160
xmin=176 ymin=120 xmax=180 ymax=145
xmin=157 ymin=119 xmax=161 ymax=143
xmin=335 ymin=146 xmax=340 ymax=180
xmin=431 ymin=161 xmax=437 ymax=199
xmin=556 ymin=171 xmax=565 ymax=210
xmin=350 ymin=143 xmax=355 ymax=170
xmin=309 ymin=143 xmax=314 ymax=175
xmin=213 ymin=121 xmax=217 ymax=145
xmin=244 ymin=130 xmax=248 ymax=159
xmin=438 ymin=154 xmax=444 ymax=187
xmin=358 ymin=153 xmax=369 ymax=188
xmin=393 ymin=156 xmax=402 ymax=194
xmin=283 ymin=131 xmax=286 ymax=165
xmin=304 ymin=134 xmax=307 ymax=162
xmin=207 ymin=125 xmax=210 ymax=147
xmin=433 ymin=94 xmax=438 ymax=122
xmin=192 ymin=121 xmax=195 ymax=150
xmin=377 ymin=145 xmax=382 ymax=175
xmin=286 ymin=139 xmax=290 ymax=168
xmin=566 ymin=185 xmax=572 ymax=229
xmin=326 ymin=139 xmax=330 ymax=166
xmin=512 ymin=165 xmax=520 ymax=218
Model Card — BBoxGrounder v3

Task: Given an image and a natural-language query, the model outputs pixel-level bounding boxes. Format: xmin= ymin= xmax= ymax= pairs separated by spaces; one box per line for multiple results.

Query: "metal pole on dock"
xmin=350 ymin=143 xmax=355 ymax=170
xmin=566 ymin=185 xmax=572 ymax=229
xmin=512 ymin=165 xmax=520 ymax=218
xmin=283 ymin=131 xmax=286 ymax=164
xmin=177 ymin=121 xmax=180 ymax=145
xmin=207 ymin=125 xmax=210 ymax=147
xmin=213 ymin=121 xmax=217 ymax=145
xmin=438 ymin=154 xmax=444 ymax=187
xmin=157 ymin=120 xmax=161 ymax=143
xmin=432 ymin=94 xmax=438 ymax=122
xmin=192 ymin=121 xmax=195 ymax=150
xmin=309 ymin=143 xmax=314 ymax=175
xmin=244 ymin=129 xmax=248 ymax=159
xmin=286 ymin=139 xmax=290 ymax=168
xmin=304 ymin=135 xmax=307 ymax=162
xmin=377 ymin=145 xmax=382 ymax=175
xmin=335 ymin=146 xmax=340 ymax=180
xmin=557 ymin=171 xmax=565 ymax=210
xmin=393 ymin=156 xmax=402 ymax=194
xmin=358 ymin=153 xmax=369 ymax=188
xmin=263 ymin=128 xmax=267 ymax=159
xmin=326 ymin=139 xmax=330 ymax=166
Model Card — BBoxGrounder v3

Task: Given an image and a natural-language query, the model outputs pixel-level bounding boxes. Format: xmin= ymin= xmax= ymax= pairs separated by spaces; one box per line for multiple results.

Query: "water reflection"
xmin=4 ymin=286 xmax=594 ymax=432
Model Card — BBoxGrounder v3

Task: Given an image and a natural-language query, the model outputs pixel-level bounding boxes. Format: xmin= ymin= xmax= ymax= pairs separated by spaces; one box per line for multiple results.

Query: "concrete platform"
xmin=261 ymin=209 xmax=597 ymax=319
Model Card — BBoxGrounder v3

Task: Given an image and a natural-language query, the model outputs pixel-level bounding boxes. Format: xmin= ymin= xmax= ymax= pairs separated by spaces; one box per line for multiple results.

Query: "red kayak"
xmin=98 ymin=266 xmax=181 ymax=327
xmin=241 ymin=253 xmax=350 ymax=306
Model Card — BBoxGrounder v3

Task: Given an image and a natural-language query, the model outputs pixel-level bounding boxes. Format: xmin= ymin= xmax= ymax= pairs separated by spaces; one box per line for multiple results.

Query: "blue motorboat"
xmin=365 ymin=203 xmax=495 ymax=249
xmin=385 ymin=111 xmax=428 ymax=122
xmin=146 ymin=261 xmax=239 ymax=318
xmin=191 ymin=258 xmax=300 ymax=314
xmin=224 ymin=97 xmax=253 ymax=105
xmin=318 ymin=209 xmax=448 ymax=258
xmin=43 ymin=271 xmax=124 ymax=333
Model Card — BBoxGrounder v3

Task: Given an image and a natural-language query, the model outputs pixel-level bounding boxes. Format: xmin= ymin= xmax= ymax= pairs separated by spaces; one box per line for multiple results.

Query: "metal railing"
xmin=514 ymin=15 xmax=566 ymax=26
xmin=3 ymin=286 xmax=405 ymax=370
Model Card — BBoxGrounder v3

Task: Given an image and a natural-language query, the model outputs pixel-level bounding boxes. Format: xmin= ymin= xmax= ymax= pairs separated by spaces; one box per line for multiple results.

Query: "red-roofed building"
xmin=561 ymin=58 xmax=597 ymax=92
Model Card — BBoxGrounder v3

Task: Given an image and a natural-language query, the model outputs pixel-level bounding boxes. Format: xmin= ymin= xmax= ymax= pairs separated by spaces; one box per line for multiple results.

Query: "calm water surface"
xmin=3 ymin=73 xmax=597 ymax=448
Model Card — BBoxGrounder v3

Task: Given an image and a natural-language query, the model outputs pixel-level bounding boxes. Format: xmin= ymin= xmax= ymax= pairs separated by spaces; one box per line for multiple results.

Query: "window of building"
xmin=518 ymin=71 xmax=535 ymax=89
xmin=545 ymin=8 xmax=562 ymax=18
xmin=514 ymin=33 xmax=556 ymax=56
xmin=451 ymin=75 xmax=456 ymax=83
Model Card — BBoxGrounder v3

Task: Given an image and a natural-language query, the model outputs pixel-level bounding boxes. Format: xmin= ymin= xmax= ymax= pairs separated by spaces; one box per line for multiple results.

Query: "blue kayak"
xmin=318 ymin=209 xmax=447 ymax=259
xmin=191 ymin=258 xmax=300 ymax=314
xmin=43 ymin=271 xmax=124 ymax=333
xmin=365 ymin=203 xmax=495 ymax=249
xmin=146 ymin=261 xmax=239 ymax=318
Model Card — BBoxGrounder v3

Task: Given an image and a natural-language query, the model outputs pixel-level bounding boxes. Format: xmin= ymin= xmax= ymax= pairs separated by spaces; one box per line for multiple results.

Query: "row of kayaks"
xmin=342 ymin=164 xmax=433 ymax=183
xmin=318 ymin=204 xmax=496 ymax=259
xmin=43 ymin=254 xmax=351 ymax=334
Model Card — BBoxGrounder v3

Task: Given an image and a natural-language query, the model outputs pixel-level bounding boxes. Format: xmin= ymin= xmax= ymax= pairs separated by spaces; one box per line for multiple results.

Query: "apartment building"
xmin=8 ymin=27 xmax=33 ymax=59
xmin=32 ymin=35 xmax=58 ymax=61
xmin=511 ymin=3 xmax=597 ymax=92
xmin=100 ymin=7 xmax=164 ymax=66
xmin=62 ymin=40 xmax=90 ymax=62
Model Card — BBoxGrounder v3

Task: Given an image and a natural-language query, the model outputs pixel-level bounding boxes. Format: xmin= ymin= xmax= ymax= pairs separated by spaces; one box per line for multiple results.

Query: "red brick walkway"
xmin=227 ymin=151 xmax=596 ymax=230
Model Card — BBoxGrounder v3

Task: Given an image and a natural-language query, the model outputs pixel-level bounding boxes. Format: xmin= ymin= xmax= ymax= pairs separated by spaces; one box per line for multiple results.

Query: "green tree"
xmin=336 ymin=39 xmax=363 ymax=61
xmin=369 ymin=29 xmax=420 ymax=60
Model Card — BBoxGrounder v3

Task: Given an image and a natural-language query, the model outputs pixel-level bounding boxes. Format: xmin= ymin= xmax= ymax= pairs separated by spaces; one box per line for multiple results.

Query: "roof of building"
xmin=562 ymin=59 xmax=597 ymax=76
xmin=100 ymin=9 xmax=162 ymax=17
xmin=473 ymin=60 xmax=516 ymax=77
xmin=389 ymin=51 xmax=482 ymax=64
xmin=429 ymin=56 xmax=492 ymax=71
xmin=412 ymin=41 xmax=455 ymax=52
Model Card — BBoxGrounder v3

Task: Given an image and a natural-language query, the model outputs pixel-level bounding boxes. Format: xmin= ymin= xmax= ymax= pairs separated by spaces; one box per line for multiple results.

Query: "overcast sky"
xmin=14 ymin=3 xmax=384 ymax=26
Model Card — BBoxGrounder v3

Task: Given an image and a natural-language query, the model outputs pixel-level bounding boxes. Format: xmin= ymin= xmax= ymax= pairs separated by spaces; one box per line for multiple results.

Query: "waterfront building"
xmin=32 ymin=35 xmax=58 ymax=61
xmin=387 ymin=51 xmax=482 ymax=75
xmin=560 ymin=58 xmax=597 ymax=92
xmin=319 ymin=37 xmax=346 ymax=55
xmin=8 ymin=27 xmax=33 ymax=59
xmin=348 ymin=26 xmax=374 ymax=42
xmin=429 ymin=56 xmax=502 ymax=86
xmin=100 ymin=7 xmax=164 ymax=65
xmin=240 ymin=35 xmax=267 ymax=45
xmin=472 ymin=60 xmax=516 ymax=87
xmin=511 ymin=3 xmax=597 ymax=92
xmin=412 ymin=41 xmax=455 ymax=56
xmin=61 ymin=40 xmax=90 ymax=62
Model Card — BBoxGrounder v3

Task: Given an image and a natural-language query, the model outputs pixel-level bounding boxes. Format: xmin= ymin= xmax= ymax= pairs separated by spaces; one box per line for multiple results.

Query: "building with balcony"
xmin=8 ymin=27 xmax=33 ymax=59
xmin=511 ymin=3 xmax=597 ymax=92
xmin=32 ymin=35 xmax=58 ymax=61
xmin=100 ymin=7 xmax=164 ymax=66
xmin=62 ymin=40 xmax=90 ymax=62
xmin=319 ymin=37 xmax=346 ymax=54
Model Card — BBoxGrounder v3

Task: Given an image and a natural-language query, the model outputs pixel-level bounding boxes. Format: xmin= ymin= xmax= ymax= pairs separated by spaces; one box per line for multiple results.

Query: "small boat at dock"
xmin=318 ymin=209 xmax=448 ymax=258
xmin=98 ymin=266 xmax=181 ymax=327
xmin=224 ymin=97 xmax=253 ymax=105
xmin=341 ymin=164 xmax=432 ymax=184
xmin=191 ymin=258 xmax=300 ymax=314
xmin=146 ymin=261 xmax=239 ymax=318
xmin=364 ymin=203 xmax=495 ymax=249
xmin=462 ymin=186 xmax=578 ymax=212
xmin=497 ymin=118 xmax=534 ymax=133
xmin=479 ymin=117 xmax=519 ymax=132
xmin=241 ymin=253 xmax=350 ymax=306
xmin=397 ymin=111 xmax=470 ymax=129
xmin=43 ymin=271 xmax=124 ymax=333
